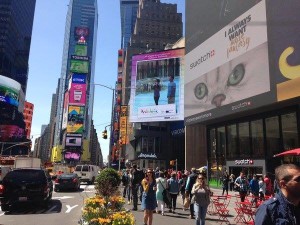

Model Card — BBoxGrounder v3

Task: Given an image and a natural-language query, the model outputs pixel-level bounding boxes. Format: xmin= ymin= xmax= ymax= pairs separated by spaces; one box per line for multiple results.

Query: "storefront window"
xmin=227 ymin=124 xmax=238 ymax=159
xmin=265 ymin=116 xmax=280 ymax=157
xmin=281 ymin=113 xmax=298 ymax=150
xmin=155 ymin=137 xmax=161 ymax=153
xmin=251 ymin=119 xmax=264 ymax=158
xmin=148 ymin=137 xmax=154 ymax=152
xmin=142 ymin=137 xmax=148 ymax=152
xmin=217 ymin=127 xmax=226 ymax=165
xmin=238 ymin=122 xmax=250 ymax=157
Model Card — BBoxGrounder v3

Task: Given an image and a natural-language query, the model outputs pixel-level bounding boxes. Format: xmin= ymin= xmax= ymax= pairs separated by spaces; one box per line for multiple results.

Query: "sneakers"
xmin=189 ymin=215 xmax=194 ymax=219
xmin=131 ymin=208 xmax=138 ymax=211
xmin=161 ymin=212 xmax=165 ymax=216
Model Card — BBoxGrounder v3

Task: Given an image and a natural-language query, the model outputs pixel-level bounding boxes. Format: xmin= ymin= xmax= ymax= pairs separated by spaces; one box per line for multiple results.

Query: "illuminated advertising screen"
xmin=71 ymin=73 xmax=86 ymax=84
xmin=74 ymin=27 xmax=89 ymax=40
xmin=69 ymin=82 xmax=86 ymax=106
xmin=0 ymin=125 xmax=24 ymax=142
xmin=75 ymin=44 xmax=87 ymax=56
xmin=67 ymin=106 xmax=84 ymax=133
xmin=0 ymin=75 xmax=22 ymax=107
xmin=64 ymin=152 xmax=81 ymax=161
xmin=185 ymin=0 xmax=272 ymax=125
xmin=130 ymin=48 xmax=185 ymax=122
xmin=62 ymin=92 xmax=69 ymax=130
xmin=266 ymin=0 xmax=300 ymax=102
xmin=65 ymin=134 xmax=82 ymax=151
xmin=70 ymin=56 xmax=89 ymax=74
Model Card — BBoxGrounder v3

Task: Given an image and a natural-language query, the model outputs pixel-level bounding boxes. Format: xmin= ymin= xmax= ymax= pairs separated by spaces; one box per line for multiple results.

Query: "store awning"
xmin=273 ymin=148 xmax=300 ymax=157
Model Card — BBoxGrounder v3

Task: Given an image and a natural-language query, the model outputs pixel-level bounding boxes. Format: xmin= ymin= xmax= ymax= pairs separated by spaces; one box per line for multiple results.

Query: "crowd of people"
xmin=120 ymin=163 xmax=300 ymax=225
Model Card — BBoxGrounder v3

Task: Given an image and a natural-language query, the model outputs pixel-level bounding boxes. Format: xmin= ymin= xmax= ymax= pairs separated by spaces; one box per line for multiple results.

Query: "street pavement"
xmin=128 ymin=188 xmax=247 ymax=225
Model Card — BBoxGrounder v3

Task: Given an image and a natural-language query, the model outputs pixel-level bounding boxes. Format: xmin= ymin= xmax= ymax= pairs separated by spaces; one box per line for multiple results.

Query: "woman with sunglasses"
xmin=191 ymin=175 xmax=211 ymax=225
xmin=141 ymin=169 xmax=157 ymax=225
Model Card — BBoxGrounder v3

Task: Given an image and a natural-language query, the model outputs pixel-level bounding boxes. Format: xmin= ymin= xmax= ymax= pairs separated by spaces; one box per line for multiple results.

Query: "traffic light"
xmin=102 ymin=130 xmax=107 ymax=139
xmin=170 ymin=160 xmax=176 ymax=166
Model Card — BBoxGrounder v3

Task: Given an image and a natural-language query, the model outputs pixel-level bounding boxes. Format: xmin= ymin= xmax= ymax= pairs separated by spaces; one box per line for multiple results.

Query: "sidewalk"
xmin=126 ymin=187 xmax=245 ymax=225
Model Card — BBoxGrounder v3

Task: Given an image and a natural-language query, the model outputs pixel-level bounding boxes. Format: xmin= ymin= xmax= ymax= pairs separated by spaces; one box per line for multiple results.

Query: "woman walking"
xmin=191 ymin=174 xmax=211 ymax=225
xmin=156 ymin=172 xmax=167 ymax=215
xmin=141 ymin=169 xmax=157 ymax=225
xmin=167 ymin=172 xmax=180 ymax=213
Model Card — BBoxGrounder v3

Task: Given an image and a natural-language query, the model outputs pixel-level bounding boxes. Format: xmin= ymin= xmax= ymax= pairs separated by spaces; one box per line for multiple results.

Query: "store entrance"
xmin=229 ymin=166 xmax=263 ymax=179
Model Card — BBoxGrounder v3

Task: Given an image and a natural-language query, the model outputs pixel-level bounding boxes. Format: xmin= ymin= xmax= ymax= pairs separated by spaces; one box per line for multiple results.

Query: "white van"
xmin=74 ymin=164 xmax=99 ymax=184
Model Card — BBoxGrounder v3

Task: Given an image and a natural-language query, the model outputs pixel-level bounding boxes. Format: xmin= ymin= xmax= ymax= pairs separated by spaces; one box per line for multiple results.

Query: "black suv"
xmin=0 ymin=168 xmax=53 ymax=211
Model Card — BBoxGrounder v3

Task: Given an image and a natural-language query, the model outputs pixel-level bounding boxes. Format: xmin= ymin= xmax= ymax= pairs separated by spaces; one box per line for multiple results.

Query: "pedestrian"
xmin=167 ymin=75 xmax=176 ymax=104
xmin=185 ymin=168 xmax=198 ymax=219
xmin=229 ymin=174 xmax=235 ymax=191
xmin=153 ymin=79 xmax=161 ymax=105
xmin=131 ymin=164 xmax=144 ymax=211
xmin=258 ymin=176 xmax=266 ymax=201
xmin=235 ymin=171 xmax=249 ymax=202
xmin=249 ymin=174 xmax=259 ymax=205
xmin=141 ymin=169 xmax=157 ymax=225
xmin=155 ymin=172 xmax=167 ymax=215
xmin=121 ymin=169 xmax=130 ymax=204
xmin=255 ymin=164 xmax=300 ymax=225
xmin=167 ymin=172 xmax=180 ymax=213
xmin=221 ymin=171 xmax=229 ymax=195
xmin=264 ymin=174 xmax=273 ymax=196
xmin=179 ymin=174 xmax=188 ymax=210
xmin=191 ymin=174 xmax=211 ymax=225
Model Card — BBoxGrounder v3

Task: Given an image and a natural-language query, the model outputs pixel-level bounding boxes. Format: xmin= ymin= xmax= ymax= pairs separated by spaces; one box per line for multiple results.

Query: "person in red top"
xmin=264 ymin=174 xmax=273 ymax=196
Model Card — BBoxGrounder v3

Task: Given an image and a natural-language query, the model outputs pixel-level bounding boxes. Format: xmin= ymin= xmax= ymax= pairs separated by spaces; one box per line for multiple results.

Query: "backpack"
xmin=121 ymin=174 xmax=129 ymax=185
xmin=186 ymin=174 xmax=197 ymax=193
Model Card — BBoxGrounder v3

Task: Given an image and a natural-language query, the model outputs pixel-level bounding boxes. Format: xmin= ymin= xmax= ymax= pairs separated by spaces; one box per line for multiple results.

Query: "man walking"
xmin=255 ymin=164 xmax=300 ymax=225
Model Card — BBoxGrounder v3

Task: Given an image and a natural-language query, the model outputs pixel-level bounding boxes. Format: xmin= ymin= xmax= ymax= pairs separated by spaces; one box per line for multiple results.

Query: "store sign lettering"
xmin=138 ymin=153 xmax=157 ymax=159
xmin=235 ymin=159 xmax=254 ymax=165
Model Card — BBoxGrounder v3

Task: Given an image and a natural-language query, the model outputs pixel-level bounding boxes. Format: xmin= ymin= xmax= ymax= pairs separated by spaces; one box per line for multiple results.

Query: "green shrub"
xmin=95 ymin=168 xmax=121 ymax=197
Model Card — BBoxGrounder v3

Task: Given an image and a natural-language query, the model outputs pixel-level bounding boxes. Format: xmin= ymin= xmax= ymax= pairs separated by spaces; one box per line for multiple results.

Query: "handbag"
xmin=190 ymin=195 xmax=196 ymax=204
xmin=184 ymin=196 xmax=190 ymax=208
xmin=159 ymin=180 xmax=171 ymax=207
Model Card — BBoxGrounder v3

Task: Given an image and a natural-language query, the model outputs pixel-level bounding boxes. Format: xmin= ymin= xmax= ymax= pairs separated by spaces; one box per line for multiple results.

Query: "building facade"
xmin=0 ymin=0 xmax=36 ymax=156
xmin=185 ymin=0 xmax=300 ymax=179
xmin=52 ymin=0 xmax=99 ymax=164
xmin=115 ymin=0 xmax=183 ymax=170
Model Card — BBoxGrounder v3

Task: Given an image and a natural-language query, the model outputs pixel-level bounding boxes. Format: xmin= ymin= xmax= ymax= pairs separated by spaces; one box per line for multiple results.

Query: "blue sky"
xmin=27 ymin=0 xmax=185 ymax=162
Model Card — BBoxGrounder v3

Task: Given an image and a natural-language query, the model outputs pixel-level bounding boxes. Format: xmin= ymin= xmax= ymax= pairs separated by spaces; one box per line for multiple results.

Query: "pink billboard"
xmin=69 ymin=83 xmax=86 ymax=106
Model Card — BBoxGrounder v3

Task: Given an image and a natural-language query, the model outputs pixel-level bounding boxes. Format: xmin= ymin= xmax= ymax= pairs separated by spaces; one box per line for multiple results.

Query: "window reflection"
xmin=265 ymin=116 xmax=280 ymax=157
xmin=251 ymin=120 xmax=264 ymax=158
xmin=227 ymin=124 xmax=238 ymax=159
xmin=281 ymin=113 xmax=298 ymax=150
xmin=217 ymin=127 xmax=226 ymax=165
xmin=239 ymin=122 xmax=250 ymax=157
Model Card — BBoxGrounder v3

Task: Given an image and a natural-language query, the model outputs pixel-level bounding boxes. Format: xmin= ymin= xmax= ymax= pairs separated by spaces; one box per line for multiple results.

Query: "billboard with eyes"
xmin=185 ymin=0 xmax=272 ymax=125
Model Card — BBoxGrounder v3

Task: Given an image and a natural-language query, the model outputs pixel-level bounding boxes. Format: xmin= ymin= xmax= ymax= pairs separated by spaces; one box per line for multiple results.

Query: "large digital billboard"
xmin=62 ymin=91 xmax=69 ymax=130
xmin=70 ymin=56 xmax=89 ymax=74
xmin=266 ymin=0 xmax=300 ymax=102
xmin=185 ymin=0 xmax=272 ymax=125
xmin=69 ymin=81 xmax=86 ymax=106
xmin=0 ymin=125 xmax=24 ymax=142
xmin=130 ymin=48 xmax=185 ymax=122
xmin=0 ymin=75 xmax=22 ymax=108
xmin=75 ymin=44 xmax=87 ymax=56
xmin=66 ymin=106 xmax=84 ymax=133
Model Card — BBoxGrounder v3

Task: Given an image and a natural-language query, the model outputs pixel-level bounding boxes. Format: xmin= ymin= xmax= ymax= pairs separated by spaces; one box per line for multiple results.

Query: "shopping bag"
xmin=184 ymin=196 xmax=190 ymax=208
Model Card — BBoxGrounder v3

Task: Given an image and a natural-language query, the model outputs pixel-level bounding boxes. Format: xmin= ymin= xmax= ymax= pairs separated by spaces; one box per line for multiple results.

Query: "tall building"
xmin=120 ymin=0 xmax=139 ymax=49
xmin=52 ymin=0 xmax=98 ymax=164
xmin=0 ymin=0 xmax=36 ymax=94
xmin=23 ymin=101 xmax=34 ymax=139
xmin=0 ymin=0 xmax=36 ymax=156
xmin=112 ymin=0 xmax=183 ymax=169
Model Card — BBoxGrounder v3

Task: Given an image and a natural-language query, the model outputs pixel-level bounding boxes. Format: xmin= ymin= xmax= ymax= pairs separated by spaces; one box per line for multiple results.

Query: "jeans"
xmin=194 ymin=203 xmax=208 ymax=225
xmin=131 ymin=184 xmax=139 ymax=209
xmin=170 ymin=193 xmax=178 ymax=210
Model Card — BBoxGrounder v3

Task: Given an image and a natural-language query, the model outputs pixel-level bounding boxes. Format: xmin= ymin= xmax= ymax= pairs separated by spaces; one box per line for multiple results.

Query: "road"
xmin=0 ymin=184 xmax=95 ymax=225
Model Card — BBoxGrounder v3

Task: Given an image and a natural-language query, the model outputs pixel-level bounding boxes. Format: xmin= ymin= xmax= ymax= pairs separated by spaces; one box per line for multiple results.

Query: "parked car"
xmin=0 ymin=168 xmax=53 ymax=211
xmin=54 ymin=173 xmax=80 ymax=192
xmin=74 ymin=164 xmax=99 ymax=184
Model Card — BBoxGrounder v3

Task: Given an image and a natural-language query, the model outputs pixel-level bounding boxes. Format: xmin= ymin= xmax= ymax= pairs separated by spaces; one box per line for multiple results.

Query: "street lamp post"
xmin=92 ymin=83 xmax=115 ymax=168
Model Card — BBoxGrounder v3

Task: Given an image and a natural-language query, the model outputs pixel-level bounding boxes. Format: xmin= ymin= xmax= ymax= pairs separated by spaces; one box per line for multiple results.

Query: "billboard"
xmin=69 ymin=82 xmax=86 ymax=106
xmin=65 ymin=134 xmax=82 ymax=151
xmin=67 ymin=106 xmax=84 ymax=133
xmin=266 ymin=0 xmax=300 ymax=102
xmin=75 ymin=44 xmax=88 ymax=56
xmin=74 ymin=27 xmax=89 ymax=40
xmin=64 ymin=152 xmax=81 ymax=161
xmin=185 ymin=0 xmax=272 ymax=125
xmin=0 ymin=125 xmax=24 ymax=142
xmin=0 ymin=75 xmax=22 ymax=108
xmin=130 ymin=48 xmax=185 ymax=122
xmin=70 ymin=56 xmax=89 ymax=74
xmin=62 ymin=92 xmax=69 ymax=129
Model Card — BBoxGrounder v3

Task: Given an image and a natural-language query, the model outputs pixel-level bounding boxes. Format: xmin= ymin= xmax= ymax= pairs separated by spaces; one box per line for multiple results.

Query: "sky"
xmin=27 ymin=0 xmax=185 ymax=162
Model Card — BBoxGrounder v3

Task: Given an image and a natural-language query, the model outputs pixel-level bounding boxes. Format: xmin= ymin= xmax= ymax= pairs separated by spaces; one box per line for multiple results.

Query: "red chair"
xmin=214 ymin=202 xmax=230 ymax=225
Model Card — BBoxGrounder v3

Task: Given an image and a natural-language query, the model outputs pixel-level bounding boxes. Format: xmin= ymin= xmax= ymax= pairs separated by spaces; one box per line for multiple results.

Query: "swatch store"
xmin=185 ymin=0 xmax=300 ymax=178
